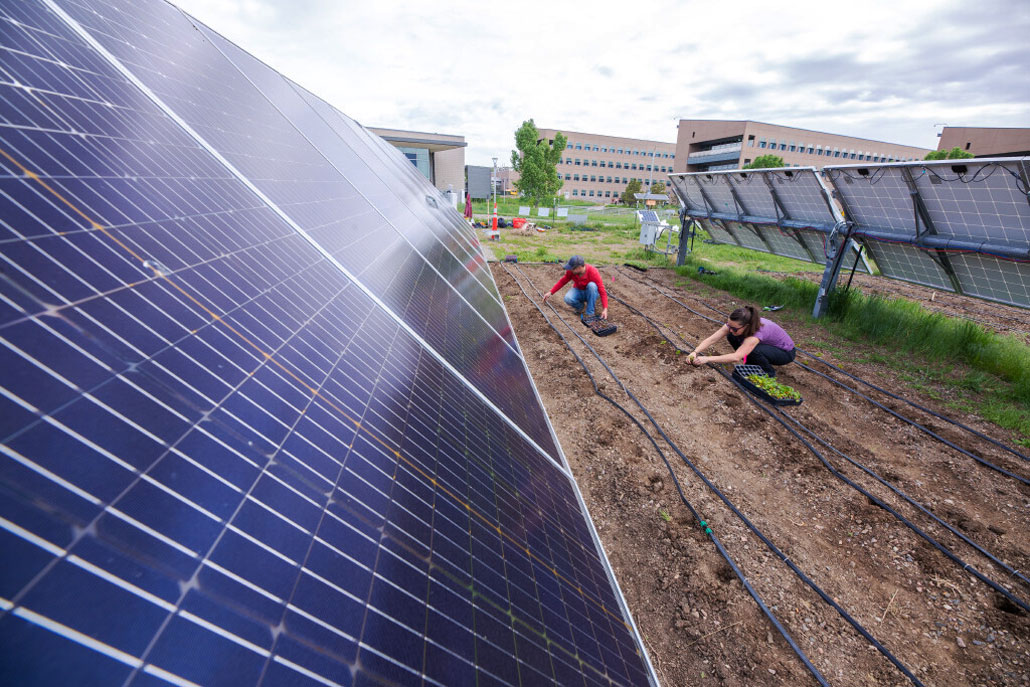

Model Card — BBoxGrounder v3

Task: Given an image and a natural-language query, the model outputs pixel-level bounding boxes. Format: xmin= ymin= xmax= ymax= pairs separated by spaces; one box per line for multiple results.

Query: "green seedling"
xmin=659 ymin=509 xmax=671 ymax=522
xmin=746 ymin=374 xmax=801 ymax=401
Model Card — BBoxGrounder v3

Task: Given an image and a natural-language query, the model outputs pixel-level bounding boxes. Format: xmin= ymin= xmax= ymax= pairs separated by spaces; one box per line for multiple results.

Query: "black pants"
xmin=727 ymin=334 xmax=796 ymax=376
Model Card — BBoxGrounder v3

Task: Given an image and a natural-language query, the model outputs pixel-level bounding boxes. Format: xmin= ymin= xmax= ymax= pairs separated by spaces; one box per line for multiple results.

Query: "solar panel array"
xmin=0 ymin=1 xmax=657 ymax=685
xmin=825 ymin=159 xmax=1030 ymax=308
xmin=668 ymin=168 xmax=868 ymax=271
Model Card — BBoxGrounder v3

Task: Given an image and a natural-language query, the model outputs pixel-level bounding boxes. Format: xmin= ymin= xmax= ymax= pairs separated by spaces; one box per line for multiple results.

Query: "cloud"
xmin=168 ymin=0 xmax=1030 ymax=165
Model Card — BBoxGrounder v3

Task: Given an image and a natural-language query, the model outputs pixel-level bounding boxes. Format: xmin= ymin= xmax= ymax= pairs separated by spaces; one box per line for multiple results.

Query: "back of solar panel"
xmin=0 ymin=1 xmax=658 ymax=686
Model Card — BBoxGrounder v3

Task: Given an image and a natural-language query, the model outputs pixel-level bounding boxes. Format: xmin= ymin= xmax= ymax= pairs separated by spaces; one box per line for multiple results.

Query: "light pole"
xmin=490 ymin=157 xmax=499 ymax=240
xmin=491 ymin=156 xmax=497 ymax=206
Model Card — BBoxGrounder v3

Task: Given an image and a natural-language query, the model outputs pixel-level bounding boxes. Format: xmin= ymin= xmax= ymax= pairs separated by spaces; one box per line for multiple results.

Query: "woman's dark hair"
xmin=729 ymin=305 xmax=761 ymax=337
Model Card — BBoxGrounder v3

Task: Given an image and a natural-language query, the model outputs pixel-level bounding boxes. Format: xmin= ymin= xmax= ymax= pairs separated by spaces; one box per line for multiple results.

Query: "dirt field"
xmin=493 ymin=262 xmax=1030 ymax=687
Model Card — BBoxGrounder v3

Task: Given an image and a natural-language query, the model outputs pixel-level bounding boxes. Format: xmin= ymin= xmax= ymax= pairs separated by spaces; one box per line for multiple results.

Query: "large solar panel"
xmin=669 ymin=167 xmax=868 ymax=273
xmin=0 ymin=1 xmax=657 ymax=685
xmin=825 ymin=159 xmax=1030 ymax=308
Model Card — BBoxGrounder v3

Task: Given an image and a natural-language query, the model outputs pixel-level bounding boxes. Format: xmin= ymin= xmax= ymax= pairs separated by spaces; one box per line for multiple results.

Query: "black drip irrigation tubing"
xmin=612 ymin=266 xmax=1030 ymax=481
xmin=499 ymin=263 xmax=830 ymax=686
xmin=796 ymin=350 xmax=1028 ymax=464
xmin=503 ymin=264 xmax=914 ymax=687
xmin=608 ymin=289 xmax=1030 ymax=618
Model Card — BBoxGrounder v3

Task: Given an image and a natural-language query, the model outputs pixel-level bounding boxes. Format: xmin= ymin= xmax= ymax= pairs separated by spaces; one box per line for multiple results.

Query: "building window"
xmin=566 ymin=143 xmax=572 ymax=149
xmin=573 ymin=174 xmax=579 ymax=181
xmin=565 ymin=157 xmax=571 ymax=164
xmin=592 ymin=160 xmax=598 ymax=166
xmin=617 ymin=148 xmax=623 ymax=154
xmin=607 ymin=176 xmax=613 ymax=182
xmin=807 ymin=146 xmax=814 ymax=154
xmin=615 ymin=162 xmax=622 ymax=168
xmin=572 ymin=190 xmax=578 ymax=196
xmin=779 ymin=143 xmax=787 ymax=150
xmin=605 ymin=191 xmax=612 ymax=197
xmin=398 ymin=147 xmax=430 ymax=179
xmin=575 ymin=144 xmax=582 ymax=150
xmin=744 ymin=158 xmax=751 ymax=165
xmin=575 ymin=159 xmax=581 ymax=165
xmin=834 ymin=149 xmax=841 ymax=157
xmin=607 ymin=161 xmax=614 ymax=168
xmin=589 ymin=190 xmax=595 ymax=196
xmin=788 ymin=144 xmax=796 ymax=152
xmin=759 ymin=139 xmax=767 ymax=148
xmin=590 ymin=175 xmax=596 ymax=181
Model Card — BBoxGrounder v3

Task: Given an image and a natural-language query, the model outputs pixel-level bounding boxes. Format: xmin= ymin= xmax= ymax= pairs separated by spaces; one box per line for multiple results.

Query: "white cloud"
xmin=170 ymin=0 xmax=1030 ymax=165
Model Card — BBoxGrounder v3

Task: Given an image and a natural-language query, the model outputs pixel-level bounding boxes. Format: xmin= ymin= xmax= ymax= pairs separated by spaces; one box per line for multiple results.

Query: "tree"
xmin=742 ymin=154 xmax=786 ymax=169
xmin=510 ymin=120 xmax=566 ymax=208
xmin=925 ymin=147 xmax=974 ymax=160
xmin=649 ymin=181 xmax=666 ymax=194
xmin=621 ymin=179 xmax=642 ymax=205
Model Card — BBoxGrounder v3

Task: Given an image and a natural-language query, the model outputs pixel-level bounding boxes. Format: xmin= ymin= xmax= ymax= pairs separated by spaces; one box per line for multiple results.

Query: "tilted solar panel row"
xmin=0 ymin=1 xmax=657 ymax=685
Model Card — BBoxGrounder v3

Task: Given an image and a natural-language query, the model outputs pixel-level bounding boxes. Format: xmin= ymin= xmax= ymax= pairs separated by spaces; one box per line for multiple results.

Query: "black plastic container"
xmin=732 ymin=364 xmax=802 ymax=406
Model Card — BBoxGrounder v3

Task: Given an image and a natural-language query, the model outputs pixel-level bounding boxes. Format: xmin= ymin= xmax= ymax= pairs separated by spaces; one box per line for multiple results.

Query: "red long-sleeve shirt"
xmin=549 ymin=265 xmax=608 ymax=309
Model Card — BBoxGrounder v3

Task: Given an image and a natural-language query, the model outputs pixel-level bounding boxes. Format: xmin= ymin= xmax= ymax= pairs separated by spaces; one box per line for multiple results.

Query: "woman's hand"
xmin=690 ymin=354 xmax=707 ymax=367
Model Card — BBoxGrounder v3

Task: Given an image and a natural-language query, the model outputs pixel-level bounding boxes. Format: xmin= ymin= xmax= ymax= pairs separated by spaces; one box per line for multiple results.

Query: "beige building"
xmin=937 ymin=126 xmax=1030 ymax=157
xmin=675 ymin=120 xmax=932 ymax=172
xmin=368 ymin=127 xmax=466 ymax=194
xmin=536 ymin=128 xmax=676 ymax=202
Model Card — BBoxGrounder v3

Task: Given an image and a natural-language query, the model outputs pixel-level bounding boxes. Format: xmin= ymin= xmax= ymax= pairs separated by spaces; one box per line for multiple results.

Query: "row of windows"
xmin=563 ymin=174 xmax=646 ymax=184
xmin=570 ymin=189 xmax=618 ymax=197
xmin=748 ymin=136 xmax=916 ymax=162
xmin=566 ymin=142 xmax=673 ymax=157
xmin=560 ymin=158 xmax=672 ymax=173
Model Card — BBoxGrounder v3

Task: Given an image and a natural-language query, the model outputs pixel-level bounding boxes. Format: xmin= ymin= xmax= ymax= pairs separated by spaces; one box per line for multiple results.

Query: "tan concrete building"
xmin=675 ymin=120 xmax=932 ymax=172
xmin=368 ymin=127 xmax=466 ymax=194
xmin=536 ymin=128 xmax=676 ymax=202
xmin=937 ymin=126 xmax=1030 ymax=157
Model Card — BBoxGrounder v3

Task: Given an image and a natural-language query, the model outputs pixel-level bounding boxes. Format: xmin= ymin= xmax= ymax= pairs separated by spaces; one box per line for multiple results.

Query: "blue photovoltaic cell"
xmin=0 ymin=1 xmax=656 ymax=686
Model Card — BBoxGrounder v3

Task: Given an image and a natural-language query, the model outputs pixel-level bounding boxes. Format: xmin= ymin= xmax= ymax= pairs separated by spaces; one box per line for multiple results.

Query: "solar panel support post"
xmin=812 ymin=220 xmax=853 ymax=318
xmin=676 ymin=206 xmax=691 ymax=265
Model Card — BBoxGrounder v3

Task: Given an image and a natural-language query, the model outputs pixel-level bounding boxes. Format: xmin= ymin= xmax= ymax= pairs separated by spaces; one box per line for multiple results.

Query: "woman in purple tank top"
xmin=688 ymin=305 xmax=796 ymax=376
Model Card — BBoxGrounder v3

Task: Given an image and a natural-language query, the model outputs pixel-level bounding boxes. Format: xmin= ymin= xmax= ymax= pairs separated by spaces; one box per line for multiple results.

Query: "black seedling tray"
xmin=582 ymin=315 xmax=617 ymax=336
xmin=732 ymin=364 xmax=802 ymax=406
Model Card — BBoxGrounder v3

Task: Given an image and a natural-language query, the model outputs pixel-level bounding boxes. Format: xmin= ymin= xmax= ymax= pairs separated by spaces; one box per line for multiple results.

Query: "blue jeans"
xmin=564 ymin=282 xmax=599 ymax=316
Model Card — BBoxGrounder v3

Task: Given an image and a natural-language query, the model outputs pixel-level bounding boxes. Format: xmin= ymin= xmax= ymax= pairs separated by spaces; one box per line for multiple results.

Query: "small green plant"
xmin=659 ymin=508 xmax=671 ymax=522
xmin=746 ymin=374 xmax=801 ymax=401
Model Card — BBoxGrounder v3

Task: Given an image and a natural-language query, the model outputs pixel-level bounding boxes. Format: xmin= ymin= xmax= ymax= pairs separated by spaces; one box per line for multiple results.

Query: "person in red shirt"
xmin=542 ymin=255 xmax=609 ymax=319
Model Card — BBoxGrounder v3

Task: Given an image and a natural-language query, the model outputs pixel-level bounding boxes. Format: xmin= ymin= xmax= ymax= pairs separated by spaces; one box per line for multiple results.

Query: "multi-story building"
xmin=675 ymin=120 xmax=932 ymax=173
xmin=937 ymin=126 xmax=1030 ymax=157
xmin=536 ymin=128 xmax=676 ymax=202
xmin=368 ymin=127 xmax=466 ymax=194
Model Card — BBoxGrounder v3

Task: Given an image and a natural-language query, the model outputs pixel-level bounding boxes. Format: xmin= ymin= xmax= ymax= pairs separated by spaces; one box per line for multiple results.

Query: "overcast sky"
xmin=170 ymin=0 xmax=1030 ymax=167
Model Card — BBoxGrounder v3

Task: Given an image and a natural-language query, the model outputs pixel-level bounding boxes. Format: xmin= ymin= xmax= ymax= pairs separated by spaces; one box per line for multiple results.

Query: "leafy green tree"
xmin=649 ymin=181 xmax=666 ymax=194
xmin=510 ymin=120 xmax=566 ymax=208
xmin=621 ymin=179 xmax=642 ymax=205
xmin=742 ymin=154 xmax=786 ymax=169
xmin=925 ymin=147 xmax=974 ymax=160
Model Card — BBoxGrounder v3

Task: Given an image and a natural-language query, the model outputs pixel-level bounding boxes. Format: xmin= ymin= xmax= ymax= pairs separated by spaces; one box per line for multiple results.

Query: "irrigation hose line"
xmin=607 ymin=288 xmax=1030 ymax=616
xmin=500 ymin=263 xmax=830 ymax=687
xmin=612 ymin=265 xmax=1030 ymax=473
xmin=776 ymin=409 xmax=1030 ymax=589
xmin=504 ymin=264 xmax=918 ymax=687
